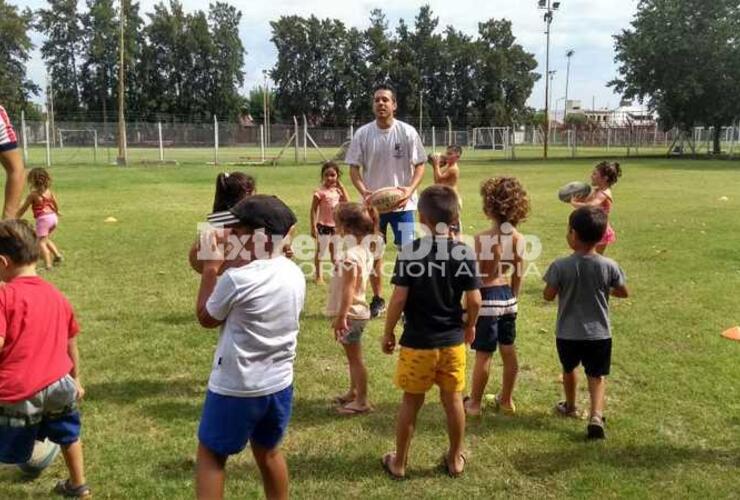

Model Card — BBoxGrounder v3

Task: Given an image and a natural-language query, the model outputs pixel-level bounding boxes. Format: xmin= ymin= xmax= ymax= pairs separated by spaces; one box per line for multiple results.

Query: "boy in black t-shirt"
xmin=381 ymin=185 xmax=482 ymax=479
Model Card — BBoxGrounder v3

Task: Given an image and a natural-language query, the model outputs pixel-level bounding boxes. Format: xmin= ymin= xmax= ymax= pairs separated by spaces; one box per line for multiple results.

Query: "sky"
xmin=18 ymin=0 xmax=640 ymax=112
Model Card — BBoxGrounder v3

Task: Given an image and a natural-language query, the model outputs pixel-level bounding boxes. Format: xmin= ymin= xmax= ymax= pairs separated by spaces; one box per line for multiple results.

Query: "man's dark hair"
xmin=0 ymin=220 xmax=39 ymax=265
xmin=569 ymin=207 xmax=607 ymax=245
xmin=418 ymin=185 xmax=460 ymax=227
xmin=372 ymin=83 xmax=397 ymax=102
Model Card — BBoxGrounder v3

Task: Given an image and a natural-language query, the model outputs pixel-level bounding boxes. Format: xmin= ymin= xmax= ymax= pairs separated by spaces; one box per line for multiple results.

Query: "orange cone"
xmin=721 ymin=326 xmax=740 ymax=341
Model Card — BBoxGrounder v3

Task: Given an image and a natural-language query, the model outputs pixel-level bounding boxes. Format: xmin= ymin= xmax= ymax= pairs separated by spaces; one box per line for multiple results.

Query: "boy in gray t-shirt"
xmin=543 ymin=207 xmax=628 ymax=439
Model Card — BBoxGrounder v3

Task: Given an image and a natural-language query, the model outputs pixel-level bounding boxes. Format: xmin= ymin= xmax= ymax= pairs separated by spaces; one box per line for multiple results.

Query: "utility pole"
xmin=419 ymin=89 xmax=423 ymax=134
xmin=116 ymin=0 xmax=127 ymax=165
xmin=47 ymin=72 xmax=56 ymax=147
xmin=538 ymin=0 xmax=561 ymax=160
xmin=565 ymin=49 xmax=574 ymax=118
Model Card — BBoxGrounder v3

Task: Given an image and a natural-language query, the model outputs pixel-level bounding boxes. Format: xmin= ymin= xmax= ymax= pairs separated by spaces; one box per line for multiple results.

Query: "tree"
xmin=0 ymin=0 xmax=39 ymax=115
xmin=474 ymin=19 xmax=540 ymax=126
xmin=209 ymin=2 xmax=245 ymax=121
xmin=611 ymin=0 xmax=740 ymax=154
xmin=37 ymin=0 xmax=84 ymax=120
xmin=80 ymin=0 xmax=117 ymax=121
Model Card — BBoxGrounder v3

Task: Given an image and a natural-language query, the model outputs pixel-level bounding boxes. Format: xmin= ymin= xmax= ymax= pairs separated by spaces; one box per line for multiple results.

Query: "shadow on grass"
xmin=289 ymin=451 xmax=449 ymax=482
xmin=512 ymin=444 xmax=740 ymax=477
xmin=646 ymin=159 xmax=740 ymax=172
xmin=86 ymin=378 xmax=203 ymax=404
xmin=156 ymin=312 xmax=195 ymax=325
xmin=143 ymin=400 xmax=201 ymax=424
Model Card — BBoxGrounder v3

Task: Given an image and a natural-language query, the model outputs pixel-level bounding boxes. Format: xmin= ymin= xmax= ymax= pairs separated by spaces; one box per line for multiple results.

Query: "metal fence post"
xmin=45 ymin=119 xmax=51 ymax=167
xmin=20 ymin=110 xmax=28 ymax=163
xmin=158 ymin=122 xmax=164 ymax=162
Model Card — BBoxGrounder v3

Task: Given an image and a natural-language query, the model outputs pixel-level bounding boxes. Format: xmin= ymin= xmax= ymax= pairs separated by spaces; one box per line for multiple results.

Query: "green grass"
xmin=1 ymin=158 xmax=739 ymax=498
xmin=23 ymin=142 xmax=678 ymax=168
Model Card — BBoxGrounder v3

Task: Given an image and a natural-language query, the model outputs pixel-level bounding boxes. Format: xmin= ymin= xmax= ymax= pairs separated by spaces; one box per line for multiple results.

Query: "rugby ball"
xmin=17 ymin=439 xmax=60 ymax=478
xmin=558 ymin=181 xmax=592 ymax=203
xmin=368 ymin=187 xmax=405 ymax=214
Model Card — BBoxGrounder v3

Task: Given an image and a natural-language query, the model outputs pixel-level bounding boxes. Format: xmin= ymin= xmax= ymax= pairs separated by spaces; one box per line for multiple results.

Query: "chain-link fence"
xmin=16 ymin=117 xmax=740 ymax=167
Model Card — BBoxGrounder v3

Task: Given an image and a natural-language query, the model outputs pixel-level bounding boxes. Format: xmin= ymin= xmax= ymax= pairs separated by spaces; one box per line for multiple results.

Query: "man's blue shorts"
xmin=379 ymin=210 xmax=415 ymax=248
xmin=198 ymin=385 xmax=293 ymax=456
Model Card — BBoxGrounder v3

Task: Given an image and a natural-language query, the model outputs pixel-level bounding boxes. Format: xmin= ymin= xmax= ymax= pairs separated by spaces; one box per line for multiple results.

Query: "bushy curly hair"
xmin=480 ymin=176 xmax=530 ymax=226
xmin=28 ymin=168 xmax=52 ymax=192
xmin=595 ymin=161 xmax=622 ymax=186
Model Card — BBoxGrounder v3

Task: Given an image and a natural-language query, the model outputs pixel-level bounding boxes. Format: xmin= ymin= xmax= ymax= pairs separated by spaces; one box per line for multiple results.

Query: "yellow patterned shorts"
xmin=394 ymin=344 xmax=466 ymax=394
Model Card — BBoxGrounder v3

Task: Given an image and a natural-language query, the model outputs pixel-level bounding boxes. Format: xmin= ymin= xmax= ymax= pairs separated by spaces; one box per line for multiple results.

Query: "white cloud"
xmin=19 ymin=0 xmax=639 ymax=114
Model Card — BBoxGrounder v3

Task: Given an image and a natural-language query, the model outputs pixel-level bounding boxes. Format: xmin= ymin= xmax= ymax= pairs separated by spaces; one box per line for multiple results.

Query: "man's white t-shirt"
xmin=345 ymin=119 xmax=426 ymax=211
xmin=206 ymin=256 xmax=306 ymax=398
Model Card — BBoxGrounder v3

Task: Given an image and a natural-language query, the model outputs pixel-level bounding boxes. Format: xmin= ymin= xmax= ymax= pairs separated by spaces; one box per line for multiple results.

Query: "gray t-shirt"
xmin=543 ymin=253 xmax=626 ymax=341
xmin=345 ymin=119 xmax=426 ymax=211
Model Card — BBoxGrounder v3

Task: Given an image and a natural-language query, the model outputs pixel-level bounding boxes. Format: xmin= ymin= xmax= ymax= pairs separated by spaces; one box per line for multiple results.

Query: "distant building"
xmin=560 ymin=100 xmax=657 ymax=128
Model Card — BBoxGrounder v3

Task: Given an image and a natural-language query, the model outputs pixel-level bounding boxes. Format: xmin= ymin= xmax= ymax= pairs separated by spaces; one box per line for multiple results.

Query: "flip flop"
xmin=336 ymin=404 xmax=373 ymax=416
xmin=381 ymin=452 xmax=405 ymax=480
xmin=441 ymin=452 xmax=467 ymax=478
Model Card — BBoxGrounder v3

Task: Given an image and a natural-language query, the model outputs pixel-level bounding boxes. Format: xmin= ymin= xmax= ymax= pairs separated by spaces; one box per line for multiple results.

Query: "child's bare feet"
xmin=331 ymin=392 xmax=355 ymax=406
xmin=381 ymin=452 xmax=405 ymax=479
xmin=336 ymin=401 xmax=372 ymax=415
xmin=463 ymin=396 xmax=481 ymax=417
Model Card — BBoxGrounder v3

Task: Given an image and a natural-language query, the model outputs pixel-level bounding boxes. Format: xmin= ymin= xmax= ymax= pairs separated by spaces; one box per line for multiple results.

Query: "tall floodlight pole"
xmin=564 ymin=49 xmax=574 ymax=118
xmin=47 ymin=72 xmax=56 ymax=147
xmin=263 ymin=71 xmax=268 ymax=146
xmin=117 ymin=0 xmax=127 ymax=165
xmin=538 ymin=0 xmax=561 ymax=159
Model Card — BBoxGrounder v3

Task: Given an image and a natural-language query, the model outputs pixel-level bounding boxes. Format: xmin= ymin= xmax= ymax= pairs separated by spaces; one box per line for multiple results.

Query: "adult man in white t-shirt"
xmin=346 ymin=84 xmax=426 ymax=317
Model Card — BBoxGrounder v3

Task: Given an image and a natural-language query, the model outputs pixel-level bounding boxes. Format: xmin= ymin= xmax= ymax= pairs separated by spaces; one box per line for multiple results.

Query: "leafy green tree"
xmin=80 ymin=0 xmax=117 ymax=121
xmin=37 ymin=0 xmax=84 ymax=119
xmin=0 ymin=0 xmax=39 ymax=115
xmin=209 ymin=2 xmax=245 ymax=121
xmin=611 ymin=0 xmax=740 ymax=154
xmin=474 ymin=19 xmax=540 ymax=126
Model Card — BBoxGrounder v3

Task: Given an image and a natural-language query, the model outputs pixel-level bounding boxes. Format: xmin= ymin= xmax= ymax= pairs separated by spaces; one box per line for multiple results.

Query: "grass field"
xmin=23 ymin=143 xmax=684 ymax=168
xmin=1 ymin=157 xmax=739 ymax=499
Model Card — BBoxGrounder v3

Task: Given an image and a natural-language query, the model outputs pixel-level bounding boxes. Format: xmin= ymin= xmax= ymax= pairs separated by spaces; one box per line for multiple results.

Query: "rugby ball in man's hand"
xmin=368 ymin=187 xmax=405 ymax=214
xmin=558 ymin=181 xmax=592 ymax=203
xmin=17 ymin=439 xmax=61 ymax=478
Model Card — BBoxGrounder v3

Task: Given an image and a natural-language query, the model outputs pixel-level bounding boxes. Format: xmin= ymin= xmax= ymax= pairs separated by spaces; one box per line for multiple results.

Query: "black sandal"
xmin=53 ymin=480 xmax=92 ymax=498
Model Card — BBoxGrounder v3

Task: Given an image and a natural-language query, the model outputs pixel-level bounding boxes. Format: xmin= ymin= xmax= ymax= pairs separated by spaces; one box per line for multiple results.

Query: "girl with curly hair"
xmin=465 ymin=176 xmax=530 ymax=417
xmin=18 ymin=168 xmax=63 ymax=270
xmin=571 ymin=161 xmax=622 ymax=254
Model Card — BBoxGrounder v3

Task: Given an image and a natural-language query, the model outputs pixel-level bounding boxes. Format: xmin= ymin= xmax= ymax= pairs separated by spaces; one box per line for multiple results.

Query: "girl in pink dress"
xmin=18 ymin=168 xmax=63 ymax=269
xmin=310 ymin=162 xmax=349 ymax=283
xmin=571 ymin=161 xmax=622 ymax=255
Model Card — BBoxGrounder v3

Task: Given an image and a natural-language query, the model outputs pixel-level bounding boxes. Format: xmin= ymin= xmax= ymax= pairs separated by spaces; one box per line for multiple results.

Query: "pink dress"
xmin=598 ymin=190 xmax=616 ymax=246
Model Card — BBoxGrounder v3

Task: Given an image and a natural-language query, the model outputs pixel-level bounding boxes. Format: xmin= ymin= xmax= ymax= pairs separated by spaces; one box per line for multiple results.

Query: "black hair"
xmin=212 ymin=172 xmax=256 ymax=212
xmin=569 ymin=207 xmax=608 ymax=245
xmin=372 ymin=83 xmax=397 ymax=102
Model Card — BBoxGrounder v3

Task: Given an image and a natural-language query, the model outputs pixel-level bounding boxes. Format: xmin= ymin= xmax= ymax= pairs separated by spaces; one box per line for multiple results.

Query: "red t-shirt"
xmin=0 ymin=276 xmax=79 ymax=403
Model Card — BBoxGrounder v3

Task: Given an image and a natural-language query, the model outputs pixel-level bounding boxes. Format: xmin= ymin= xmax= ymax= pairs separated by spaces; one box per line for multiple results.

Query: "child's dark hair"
xmin=0 ymin=220 xmax=39 ymax=265
xmin=28 ymin=168 xmax=51 ymax=192
xmin=595 ymin=161 xmax=622 ymax=186
xmin=212 ymin=172 xmax=256 ymax=212
xmin=480 ymin=176 xmax=530 ymax=226
xmin=321 ymin=161 xmax=341 ymax=179
xmin=334 ymin=202 xmax=378 ymax=238
xmin=418 ymin=185 xmax=460 ymax=227
xmin=569 ymin=207 xmax=608 ymax=245
xmin=446 ymin=144 xmax=463 ymax=156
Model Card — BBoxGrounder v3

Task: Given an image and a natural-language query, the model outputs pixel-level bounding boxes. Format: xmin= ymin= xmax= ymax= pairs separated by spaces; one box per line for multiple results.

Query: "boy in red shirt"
xmin=0 ymin=220 xmax=89 ymax=498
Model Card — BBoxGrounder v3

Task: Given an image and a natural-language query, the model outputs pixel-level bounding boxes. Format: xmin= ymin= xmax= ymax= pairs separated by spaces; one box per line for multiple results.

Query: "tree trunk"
xmin=713 ymin=124 xmax=722 ymax=155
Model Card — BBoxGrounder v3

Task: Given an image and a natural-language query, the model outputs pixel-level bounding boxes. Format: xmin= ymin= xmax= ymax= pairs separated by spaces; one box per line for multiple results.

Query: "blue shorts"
xmin=472 ymin=286 xmax=518 ymax=353
xmin=0 ymin=375 xmax=81 ymax=464
xmin=379 ymin=210 xmax=415 ymax=248
xmin=198 ymin=385 xmax=293 ymax=456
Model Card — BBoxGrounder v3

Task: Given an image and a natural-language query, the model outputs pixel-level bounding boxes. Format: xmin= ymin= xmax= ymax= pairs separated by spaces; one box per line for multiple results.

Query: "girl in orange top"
xmin=310 ymin=162 xmax=349 ymax=283
xmin=18 ymin=168 xmax=62 ymax=270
